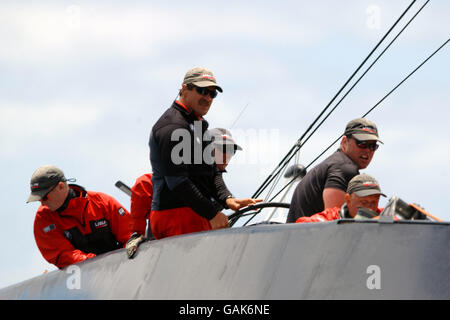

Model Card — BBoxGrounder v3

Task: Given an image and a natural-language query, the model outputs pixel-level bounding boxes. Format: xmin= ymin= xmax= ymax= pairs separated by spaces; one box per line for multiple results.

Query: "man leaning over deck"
xmin=286 ymin=118 xmax=382 ymax=222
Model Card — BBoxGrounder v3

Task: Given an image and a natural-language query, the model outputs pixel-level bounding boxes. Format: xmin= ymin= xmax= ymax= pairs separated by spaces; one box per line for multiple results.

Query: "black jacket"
xmin=149 ymin=101 xmax=232 ymax=219
xmin=286 ymin=149 xmax=359 ymax=222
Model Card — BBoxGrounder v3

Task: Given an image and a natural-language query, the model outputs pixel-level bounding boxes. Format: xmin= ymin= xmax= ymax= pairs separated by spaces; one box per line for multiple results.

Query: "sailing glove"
xmin=126 ymin=232 xmax=147 ymax=259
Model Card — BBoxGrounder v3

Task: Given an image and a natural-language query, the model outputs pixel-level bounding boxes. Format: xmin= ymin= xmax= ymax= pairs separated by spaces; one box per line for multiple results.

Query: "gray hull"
xmin=1 ymin=219 xmax=449 ymax=299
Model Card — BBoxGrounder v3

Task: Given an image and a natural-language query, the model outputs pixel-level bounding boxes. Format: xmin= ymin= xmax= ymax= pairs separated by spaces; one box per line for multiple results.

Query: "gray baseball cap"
xmin=27 ymin=165 xmax=67 ymax=203
xmin=344 ymin=118 xmax=383 ymax=143
xmin=208 ymin=128 xmax=242 ymax=151
xmin=182 ymin=67 xmax=223 ymax=92
xmin=347 ymin=173 xmax=386 ymax=198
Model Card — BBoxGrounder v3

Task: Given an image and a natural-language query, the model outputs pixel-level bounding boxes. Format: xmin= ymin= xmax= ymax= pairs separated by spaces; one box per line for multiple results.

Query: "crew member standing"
xmin=126 ymin=128 xmax=243 ymax=257
xmin=149 ymin=67 xmax=261 ymax=239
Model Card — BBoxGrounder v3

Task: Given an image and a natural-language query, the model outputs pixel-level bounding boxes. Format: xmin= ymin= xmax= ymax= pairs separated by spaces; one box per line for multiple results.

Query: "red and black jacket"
xmin=33 ymin=184 xmax=132 ymax=268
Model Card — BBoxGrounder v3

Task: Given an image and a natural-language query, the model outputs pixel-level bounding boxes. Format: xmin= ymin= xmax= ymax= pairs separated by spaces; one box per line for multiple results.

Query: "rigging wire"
xmin=240 ymin=159 xmax=288 ymax=226
xmin=251 ymin=0 xmax=418 ymax=200
xmin=264 ymin=37 xmax=450 ymax=206
xmin=232 ymin=1 xmax=447 ymax=227
xmin=230 ymin=102 xmax=250 ymax=129
xmin=295 ymin=0 xmax=431 ymax=153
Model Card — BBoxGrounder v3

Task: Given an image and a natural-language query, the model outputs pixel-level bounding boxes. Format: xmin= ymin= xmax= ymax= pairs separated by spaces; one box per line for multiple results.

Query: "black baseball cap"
xmin=26 ymin=165 xmax=67 ymax=203
xmin=344 ymin=118 xmax=383 ymax=143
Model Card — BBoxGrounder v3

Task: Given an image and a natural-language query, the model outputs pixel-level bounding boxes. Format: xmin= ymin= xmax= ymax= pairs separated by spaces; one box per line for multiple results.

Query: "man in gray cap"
xmin=177 ymin=66 xmax=223 ymax=118
xmin=208 ymin=127 xmax=242 ymax=172
xmin=148 ymin=67 xmax=261 ymax=239
xmin=27 ymin=165 xmax=132 ymax=268
xmin=287 ymin=118 xmax=382 ymax=222
xmin=296 ymin=173 xmax=386 ymax=223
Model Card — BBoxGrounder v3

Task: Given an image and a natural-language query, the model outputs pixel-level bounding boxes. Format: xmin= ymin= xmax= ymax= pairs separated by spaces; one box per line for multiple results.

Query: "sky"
xmin=0 ymin=0 xmax=449 ymax=289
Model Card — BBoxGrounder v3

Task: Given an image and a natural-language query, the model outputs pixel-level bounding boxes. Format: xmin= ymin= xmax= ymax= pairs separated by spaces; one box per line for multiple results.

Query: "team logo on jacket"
xmin=118 ymin=208 xmax=125 ymax=216
xmin=94 ymin=219 xmax=109 ymax=228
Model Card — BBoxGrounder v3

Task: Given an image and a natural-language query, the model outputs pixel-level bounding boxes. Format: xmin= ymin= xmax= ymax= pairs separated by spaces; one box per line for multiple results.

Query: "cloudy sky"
xmin=1 ymin=0 xmax=449 ymax=289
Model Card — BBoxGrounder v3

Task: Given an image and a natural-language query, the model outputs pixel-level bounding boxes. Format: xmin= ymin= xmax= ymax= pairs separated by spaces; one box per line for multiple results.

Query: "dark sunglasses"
xmin=352 ymin=137 xmax=379 ymax=151
xmin=194 ymin=86 xmax=218 ymax=99
xmin=41 ymin=183 xmax=59 ymax=201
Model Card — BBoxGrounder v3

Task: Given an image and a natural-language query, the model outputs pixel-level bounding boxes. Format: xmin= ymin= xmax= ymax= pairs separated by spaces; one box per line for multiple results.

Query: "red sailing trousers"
xmin=150 ymin=207 xmax=211 ymax=239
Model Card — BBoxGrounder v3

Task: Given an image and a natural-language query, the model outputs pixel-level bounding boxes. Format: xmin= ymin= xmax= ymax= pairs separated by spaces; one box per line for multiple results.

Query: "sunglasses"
xmin=352 ymin=137 xmax=379 ymax=151
xmin=193 ymin=86 xmax=218 ymax=99
xmin=41 ymin=183 xmax=59 ymax=201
